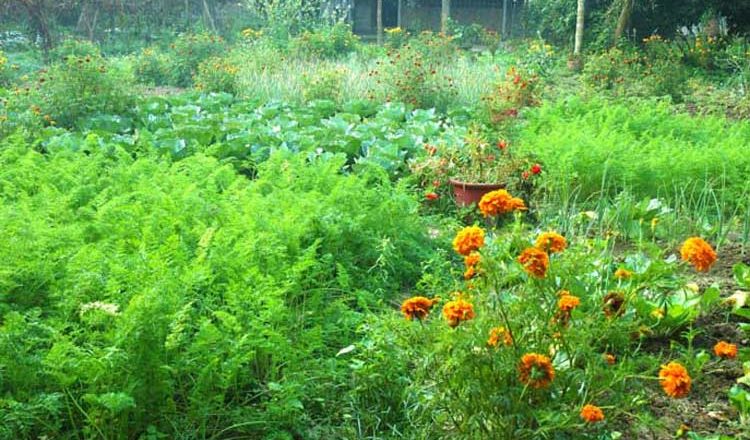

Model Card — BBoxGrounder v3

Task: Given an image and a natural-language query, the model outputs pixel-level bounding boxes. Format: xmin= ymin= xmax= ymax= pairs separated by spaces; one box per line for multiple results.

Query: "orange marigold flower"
xmin=463 ymin=265 xmax=477 ymax=280
xmin=518 ymin=353 xmax=555 ymax=389
xmin=452 ymin=226 xmax=485 ymax=256
xmin=604 ymin=353 xmax=616 ymax=365
xmin=558 ymin=294 xmax=580 ymax=312
xmin=478 ymin=189 xmax=527 ymax=217
xmin=535 ymin=232 xmax=567 ymax=254
xmin=659 ymin=362 xmax=691 ymax=398
xmin=442 ymin=298 xmax=475 ymax=327
xmin=713 ymin=341 xmax=738 ymax=359
xmin=614 ymin=268 xmax=633 ymax=279
xmin=580 ymin=404 xmax=605 ymax=423
xmin=401 ymin=296 xmax=439 ymax=320
xmin=602 ymin=292 xmax=625 ymax=318
xmin=518 ymin=247 xmax=549 ymax=278
xmin=464 ymin=252 xmax=481 ymax=268
xmin=680 ymin=237 xmax=717 ymax=272
xmin=487 ymin=326 xmax=513 ymax=347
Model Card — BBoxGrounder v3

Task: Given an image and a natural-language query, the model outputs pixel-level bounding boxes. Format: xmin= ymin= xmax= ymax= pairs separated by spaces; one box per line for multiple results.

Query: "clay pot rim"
xmin=448 ymin=179 xmax=507 ymax=189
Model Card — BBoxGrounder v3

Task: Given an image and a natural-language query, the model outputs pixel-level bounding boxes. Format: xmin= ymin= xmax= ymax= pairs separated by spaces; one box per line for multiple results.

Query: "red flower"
xmin=425 ymin=192 xmax=439 ymax=201
xmin=531 ymin=164 xmax=542 ymax=175
xmin=497 ymin=140 xmax=508 ymax=150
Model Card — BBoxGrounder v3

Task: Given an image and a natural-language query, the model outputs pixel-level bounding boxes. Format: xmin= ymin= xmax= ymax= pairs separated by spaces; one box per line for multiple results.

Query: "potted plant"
xmin=411 ymin=126 xmax=534 ymax=207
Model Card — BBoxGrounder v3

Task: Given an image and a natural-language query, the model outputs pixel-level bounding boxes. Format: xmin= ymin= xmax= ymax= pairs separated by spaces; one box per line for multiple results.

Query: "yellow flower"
xmin=487 ymin=326 xmax=513 ymax=347
xmin=614 ymin=268 xmax=633 ymax=279
xmin=452 ymin=226 xmax=485 ymax=256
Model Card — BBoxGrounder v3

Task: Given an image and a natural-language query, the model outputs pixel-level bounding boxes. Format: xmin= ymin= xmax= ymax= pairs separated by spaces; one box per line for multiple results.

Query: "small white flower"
xmin=80 ymin=301 xmax=120 ymax=317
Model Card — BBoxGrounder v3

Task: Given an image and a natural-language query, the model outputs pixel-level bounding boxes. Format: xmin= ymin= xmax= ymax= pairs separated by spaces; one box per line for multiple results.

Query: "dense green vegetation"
xmin=2 ymin=1 xmax=750 ymax=439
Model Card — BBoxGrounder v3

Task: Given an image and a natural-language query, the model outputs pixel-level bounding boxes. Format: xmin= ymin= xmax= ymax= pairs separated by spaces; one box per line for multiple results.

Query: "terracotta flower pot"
xmin=449 ymin=179 xmax=506 ymax=207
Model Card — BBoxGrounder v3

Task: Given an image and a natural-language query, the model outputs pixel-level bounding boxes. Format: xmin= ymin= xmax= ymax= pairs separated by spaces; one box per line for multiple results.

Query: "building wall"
xmin=351 ymin=1 xmax=506 ymax=34
xmin=403 ymin=3 xmax=503 ymax=32
xmin=353 ymin=1 xmax=375 ymax=34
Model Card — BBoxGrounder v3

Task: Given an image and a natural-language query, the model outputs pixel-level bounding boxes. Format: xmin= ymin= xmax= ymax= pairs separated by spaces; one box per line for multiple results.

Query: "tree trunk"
xmin=441 ymin=0 xmax=450 ymax=34
xmin=502 ymin=0 xmax=508 ymax=38
xmin=377 ymin=0 xmax=383 ymax=44
xmin=574 ymin=0 xmax=585 ymax=55
xmin=613 ymin=0 xmax=633 ymax=44
xmin=397 ymin=0 xmax=402 ymax=28
xmin=21 ymin=0 xmax=53 ymax=56
xmin=202 ymin=0 xmax=216 ymax=33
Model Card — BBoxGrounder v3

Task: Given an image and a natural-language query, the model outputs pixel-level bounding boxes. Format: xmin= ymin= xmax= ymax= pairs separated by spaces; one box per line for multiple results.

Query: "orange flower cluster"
xmin=487 ymin=326 xmax=513 ymax=347
xmin=580 ymin=404 xmax=605 ymax=423
xmin=680 ymin=237 xmax=717 ymax=272
xmin=604 ymin=353 xmax=616 ymax=365
xmin=614 ymin=268 xmax=633 ymax=279
xmin=401 ymin=296 xmax=439 ymax=320
xmin=453 ymin=226 xmax=485 ymax=256
xmin=518 ymin=353 xmax=555 ymax=389
xmin=443 ymin=298 xmax=475 ymax=327
xmin=478 ymin=189 xmax=526 ymax=217
xmin=557 ymin=293 xmax=580 ymax=312
xmin=463 ymin=252 xmax=481 ymax=280
xmin=518 ymin=247 xmax=549 ymax=278
xmin=535 ymin=232 xmax=567 ymax=254
xmin=659 ymin=362 xmax=691 ymax=398
xmin=713 ymin=341 xmax=738 ymax=359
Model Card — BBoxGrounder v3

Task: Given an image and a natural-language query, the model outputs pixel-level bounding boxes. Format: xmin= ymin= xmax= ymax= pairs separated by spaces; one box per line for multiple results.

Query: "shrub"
xmin=168 ymin=32 xmax=227 ymax=87
xmin=50 ymin=38 xmax=101 ymax=61
xmin=479 ymin=67 xmax=540 ymax=127
xmin=133 ymin=46 xmax=173 ymax=86
xmin=194 ymin=56 xmax=240 ymax=94
xmin=346 ymin=219 xmax=713 ymax=438
xmin=582 ymin=41 xmax=688 ymax=102
xmin=384 ymin=27 xmax=409 ymax=49
xmin=29 ymin=54 xmax=135 ymax=128
xmin=374 ymin=33 xmax=459 ymax=110
xmin=289 ymin=22 xmax=359 ymax=59
xmin=301 ymin=66 xmax=347 ymax=102
xmin=0 ymin=49 xmax=8 ymax=86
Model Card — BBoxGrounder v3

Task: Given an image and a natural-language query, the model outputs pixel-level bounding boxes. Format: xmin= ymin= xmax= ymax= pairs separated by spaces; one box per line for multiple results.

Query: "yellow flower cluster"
xmin=241 ymin=28 xmax=264 ymax=40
